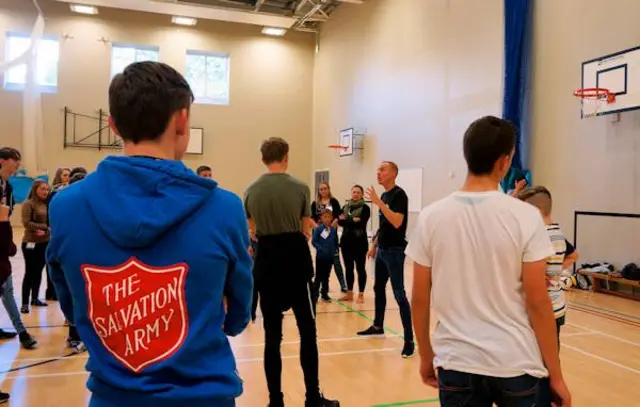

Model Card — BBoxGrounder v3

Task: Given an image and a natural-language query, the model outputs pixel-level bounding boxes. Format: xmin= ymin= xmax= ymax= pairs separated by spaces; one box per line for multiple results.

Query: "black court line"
xmin=0 ymin=324 xmax=67 ymax=331
xmin=0 ymin=351 xmax=77 ymax=374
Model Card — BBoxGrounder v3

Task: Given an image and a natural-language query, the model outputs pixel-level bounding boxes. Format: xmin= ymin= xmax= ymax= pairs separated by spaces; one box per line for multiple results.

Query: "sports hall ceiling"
xmin=54 ymin=0 xmax=364 ymax=31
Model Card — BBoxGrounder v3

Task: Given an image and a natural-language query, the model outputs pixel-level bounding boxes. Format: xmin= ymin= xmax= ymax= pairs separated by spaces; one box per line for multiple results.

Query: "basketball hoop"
xmin=574 ymin=88 xmax=615 ymax=118
xmin=327 ymin=144 xmax=349 ymax=157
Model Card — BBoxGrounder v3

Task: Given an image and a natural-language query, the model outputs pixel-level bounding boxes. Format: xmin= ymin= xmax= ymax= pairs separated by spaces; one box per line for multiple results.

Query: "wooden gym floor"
xmin=0 ymin=228 xmax=638 ymax=406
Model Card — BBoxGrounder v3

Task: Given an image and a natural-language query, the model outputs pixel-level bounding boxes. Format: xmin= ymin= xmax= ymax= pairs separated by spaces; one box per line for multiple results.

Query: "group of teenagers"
xmin=0 ymin=60 xmax=574 ymax=407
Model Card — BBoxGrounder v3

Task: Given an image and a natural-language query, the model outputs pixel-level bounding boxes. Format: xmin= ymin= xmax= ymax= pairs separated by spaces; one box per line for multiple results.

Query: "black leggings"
xmin=21 ymin=241 xmax=48 ymax=306
xmin=341 ymin=245 xmax=367 ymax=292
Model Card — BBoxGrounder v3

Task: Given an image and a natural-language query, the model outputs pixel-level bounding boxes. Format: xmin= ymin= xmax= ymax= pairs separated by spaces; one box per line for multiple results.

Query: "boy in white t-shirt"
xmin=517 ymin=186 xmax=579 ymax=347
xmin=406 ymin=116 xmax=571 ymax=407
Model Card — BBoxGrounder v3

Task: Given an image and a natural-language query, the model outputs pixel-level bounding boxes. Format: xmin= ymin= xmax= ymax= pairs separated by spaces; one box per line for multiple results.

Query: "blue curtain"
xmin=502 ymin=0 xmax=533 ymax=181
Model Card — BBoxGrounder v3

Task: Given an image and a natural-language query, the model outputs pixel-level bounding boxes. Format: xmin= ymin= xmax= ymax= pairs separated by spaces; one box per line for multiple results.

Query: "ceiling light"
xmin=172 ymin=16 xmax=197 ymax=26
xmin=262 ymin=27 xmax=287 ymax=36
xmin=70 ymin=4 xmax=98 ymax=15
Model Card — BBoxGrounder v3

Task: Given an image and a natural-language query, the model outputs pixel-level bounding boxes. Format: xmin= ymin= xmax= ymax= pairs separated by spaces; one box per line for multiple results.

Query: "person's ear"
xmin=108 ymin=116 xmax=120 ymax=136
xmin=175 ymin=108 xmax=189 ymax=137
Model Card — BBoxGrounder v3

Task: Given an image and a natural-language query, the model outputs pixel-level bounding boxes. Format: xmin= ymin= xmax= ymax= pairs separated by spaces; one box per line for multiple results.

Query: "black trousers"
xmin=313 ymin=256 xmax=333 ymax=298
xmin=341 ymin=243 xmax=367 ymax=292
xmin=21 ymin=241 xmax=48 ymax=306
xmin=255 ymin=233 xmax=320 ymax=405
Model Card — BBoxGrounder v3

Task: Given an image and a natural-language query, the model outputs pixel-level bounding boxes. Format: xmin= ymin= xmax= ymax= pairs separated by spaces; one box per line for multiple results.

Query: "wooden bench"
xmin=577 ymin=270 xmax=640 ymax=301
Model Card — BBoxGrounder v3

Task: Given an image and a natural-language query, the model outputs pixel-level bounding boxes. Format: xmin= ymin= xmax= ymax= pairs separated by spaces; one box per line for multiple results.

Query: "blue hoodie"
xmin=46 ymin=156 xmax=253 ymax=407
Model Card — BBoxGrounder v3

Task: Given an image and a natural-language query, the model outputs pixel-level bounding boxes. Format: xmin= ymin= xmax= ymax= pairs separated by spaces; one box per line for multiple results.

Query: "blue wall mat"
xmin=9 ymin=170 xmax=50 ymax=203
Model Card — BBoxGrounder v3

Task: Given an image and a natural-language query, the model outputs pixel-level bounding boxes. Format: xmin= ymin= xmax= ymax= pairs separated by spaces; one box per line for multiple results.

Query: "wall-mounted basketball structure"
xmin=327 ymin=127 xmax=365 ymax=157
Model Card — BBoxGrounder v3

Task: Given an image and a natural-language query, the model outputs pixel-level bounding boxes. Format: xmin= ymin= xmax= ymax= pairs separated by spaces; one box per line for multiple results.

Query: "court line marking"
xmin=566 ymin=323 xmax=640 ymax=347
xmin=569 ymin=300 xmax=640 ymax=321
xmin=0 ymin=335 xmax=394 ymax=365
xmin=561 ymin=343 xmax=640 ymax=375
xmin=1 ymin=347 xmax=401 ymax=380
xmin=561 ymin=332 xmax=595 ymax=338
xmin=372 ymin=398 xmax=440 ymax=407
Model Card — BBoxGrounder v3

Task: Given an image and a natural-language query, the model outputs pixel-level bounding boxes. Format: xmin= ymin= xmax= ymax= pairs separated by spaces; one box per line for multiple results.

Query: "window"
xmin=3 ymin=33 xmax=60 ymax=93
xmin=185 ymin=51 xmax=230 ymax=105
xmin=111 ymin=44 xmax=159 ymax=78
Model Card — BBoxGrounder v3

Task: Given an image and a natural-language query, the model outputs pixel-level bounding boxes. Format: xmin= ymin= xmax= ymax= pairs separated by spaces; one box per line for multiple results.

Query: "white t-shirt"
xmin=405 ymin=190 xmax=554 ymax=379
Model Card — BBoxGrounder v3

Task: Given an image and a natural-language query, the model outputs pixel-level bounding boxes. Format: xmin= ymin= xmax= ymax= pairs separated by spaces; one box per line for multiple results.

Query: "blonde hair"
xmin=517 ymin=186 xmax=552 ymax=216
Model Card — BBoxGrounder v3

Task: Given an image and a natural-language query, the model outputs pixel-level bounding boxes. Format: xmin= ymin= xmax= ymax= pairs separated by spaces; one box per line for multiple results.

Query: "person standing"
xmin=311 ymin=183 xmax=347 ymax=293
xmin=244 ymin=137 xmax=339 ymax=407
xmin=338 ymin=185 xmax=370 ymax=303
xmin=0 ymin=195 xmax=16 ymax=403
xmin=20 ymin=180 xmax=51 ymax=313
xmin=407 ymin=116 xmax=571 ymax=406
xmin=0 ymin=147 xmax=38 ymax=350
xmin=46 ymin=61 xmax=253 ymax=407
xmin=357 ymin=161 xmax=414 ymax=359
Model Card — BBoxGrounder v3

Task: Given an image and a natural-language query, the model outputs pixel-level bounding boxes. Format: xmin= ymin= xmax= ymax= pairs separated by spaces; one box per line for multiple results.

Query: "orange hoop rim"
xmin=574 ymin=87 xmax=616 ymax=103
xmin=327 ymin=144 xmax=348 ymax=150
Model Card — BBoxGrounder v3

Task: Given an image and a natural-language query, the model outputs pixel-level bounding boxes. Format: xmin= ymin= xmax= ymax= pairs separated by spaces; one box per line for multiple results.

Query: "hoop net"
xmin=574 ymin=88 xmax=615 ymax=118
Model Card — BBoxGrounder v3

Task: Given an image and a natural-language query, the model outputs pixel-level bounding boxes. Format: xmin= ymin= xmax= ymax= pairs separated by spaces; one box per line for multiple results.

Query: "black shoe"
xmin=321 ymin=295 xmax=331 ymax=302
xmin=357 ymin=325 xmax=384 ymax=337
xmin=19 ymin=332 xmax=37 ymax=350
xmin=0 ymin=329 xmax=17 ymax=340
xmin=267 ymin=393 xmax=284 ymax=407
xmin=401 ymin=341 xmax=415 ymax=358
xmin=20 ymin=305 xmax=29 ymax=314
xmin=31 ymin=299 xmax=48 ymax=307
xmin=306 ymin=394 xmax=340 ymax=407
xmin=0 ymin=391 xmax=9 ymax=404
xmin=340 ymin=288 xmax=348 ymax=293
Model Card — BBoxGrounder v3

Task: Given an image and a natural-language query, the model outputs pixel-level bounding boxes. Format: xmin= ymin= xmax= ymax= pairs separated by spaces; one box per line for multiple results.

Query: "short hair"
xmin=352 ymin=184 xmax=364 ymax=192
xmin=0 ymin=147 xmax=21 ymax=162
xmin=261 ymin=137 xmax=289 ymax=165
xmin=382 ymin=161 xmax=399 ymax=175
xmin=463 ymin=116 xmax=516 ymax=176
xmin=109 ymin=61 xmax=194 ymax=144
xmin=70 ymin=167 xmax=87 ymax=178
xmin=517 ymin=186 xmax=552 ymax=216
xmin=196 ymin=165 xmax=211 ymax=175
xmin=320 ymin=208 xmax=333 ymax=217
xmin=69 ymin=172 xmax=86 ymax=185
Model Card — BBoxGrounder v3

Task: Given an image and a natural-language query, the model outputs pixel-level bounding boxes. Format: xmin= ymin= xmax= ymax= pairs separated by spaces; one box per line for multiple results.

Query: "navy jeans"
xmin=438 ymin=369 xmax=552 ymax=407
xmin=373 ymin=247 xmax=413 ymax=342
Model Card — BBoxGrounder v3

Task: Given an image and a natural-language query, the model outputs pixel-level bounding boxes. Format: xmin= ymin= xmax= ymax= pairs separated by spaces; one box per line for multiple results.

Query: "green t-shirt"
xmin=244 ymin=173 xmax=311 ymax=237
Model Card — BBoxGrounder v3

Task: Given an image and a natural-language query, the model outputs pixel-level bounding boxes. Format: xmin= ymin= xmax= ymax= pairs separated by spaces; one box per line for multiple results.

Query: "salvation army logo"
xmin=82 ymin=257 xmax=189 ymax=373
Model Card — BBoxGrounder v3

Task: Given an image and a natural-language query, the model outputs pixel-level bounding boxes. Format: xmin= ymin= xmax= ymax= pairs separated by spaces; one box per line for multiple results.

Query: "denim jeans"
xmin=0 ymin=276 xmax=26 ymax=334
xmin=373 ymin=247 xmax=413 ymax=342
xmin=438 ymin=368 xmax=552 ymax=407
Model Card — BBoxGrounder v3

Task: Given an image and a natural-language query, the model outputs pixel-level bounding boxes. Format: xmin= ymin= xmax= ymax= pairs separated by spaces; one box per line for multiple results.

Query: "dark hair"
xmin=0 ymin=147 xmax=21 ymax=163
xmin=109 ymin=61 xmax=194 ymax=144
xmin=261 ymin=137 xmax=289 ymax=165
xmin=70 ymin=167 xmax=87 ymax=178
xmin=463 ymin=116 xmax=516 ymax=176
xmin=69 ymin=172 xmax=86 ymax=185
xmin=352 ymin=184 xmax=364 ymax=192
xmin=196 ymin=165 xmax=211 ymax=175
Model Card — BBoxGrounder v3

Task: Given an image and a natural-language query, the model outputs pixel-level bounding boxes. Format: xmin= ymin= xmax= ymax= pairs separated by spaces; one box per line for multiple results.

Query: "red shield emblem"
xmin=82 ymin=257 xmax=189 ymax=373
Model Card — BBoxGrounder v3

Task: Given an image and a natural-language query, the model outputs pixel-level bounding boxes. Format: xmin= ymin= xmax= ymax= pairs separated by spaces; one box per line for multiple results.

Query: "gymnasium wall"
xmin=0 ymin=0 xmax=315 ymax=197
xmin=312 ymin=0 xmax=504 ymax=228
xmin=529 ymin=0 xmax=640 ymax=266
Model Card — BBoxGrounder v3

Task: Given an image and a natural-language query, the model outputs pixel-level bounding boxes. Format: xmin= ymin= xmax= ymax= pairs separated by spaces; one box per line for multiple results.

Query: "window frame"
xmin=110 ymin=42 xmax=160 ymax=79
xmin=185 ymin=49 xmax=231 ymax=106
xmin=3 ymin=31 xmax=60 ymax=94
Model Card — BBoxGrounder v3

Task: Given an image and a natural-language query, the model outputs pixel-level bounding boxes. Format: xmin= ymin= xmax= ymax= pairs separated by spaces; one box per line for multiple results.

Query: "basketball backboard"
xmin=339 ymin=128 xmax=354 ymax=157
xmin=581 ymin=46 xmax=640 ymax=118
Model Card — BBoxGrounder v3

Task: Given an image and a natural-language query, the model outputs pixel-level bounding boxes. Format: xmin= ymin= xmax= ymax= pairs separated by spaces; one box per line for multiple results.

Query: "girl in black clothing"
xmin=338 ymin=185 xmax=370 ymax=303
xmin=310 ymin=182 xmax=347 ymax=293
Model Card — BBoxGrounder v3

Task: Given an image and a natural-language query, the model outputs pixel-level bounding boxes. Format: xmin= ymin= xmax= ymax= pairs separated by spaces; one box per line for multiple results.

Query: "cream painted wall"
xmin=530 ymin=0 xmax=640 ymax=266
xmin=0 ymin=0 xmax=315 ymax=197
xmin=312 ymin=0 xmax=504 ymax=230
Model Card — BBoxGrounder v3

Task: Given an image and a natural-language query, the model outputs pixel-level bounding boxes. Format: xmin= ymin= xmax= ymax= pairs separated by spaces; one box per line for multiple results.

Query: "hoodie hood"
xmin=81 ymin=156 xmax=217 ymax=249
